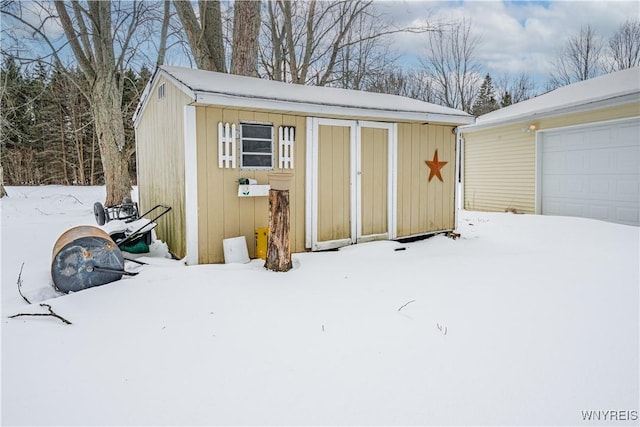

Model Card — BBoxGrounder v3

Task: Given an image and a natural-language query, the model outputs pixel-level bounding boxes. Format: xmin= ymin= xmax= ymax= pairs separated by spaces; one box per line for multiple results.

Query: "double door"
xmin=307 ymin=118 xmax=396 ymax=251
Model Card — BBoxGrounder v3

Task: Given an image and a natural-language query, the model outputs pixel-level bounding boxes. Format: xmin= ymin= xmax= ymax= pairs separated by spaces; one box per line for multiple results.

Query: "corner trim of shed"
xmin=183 ymin=105 xmax=199 ymax=265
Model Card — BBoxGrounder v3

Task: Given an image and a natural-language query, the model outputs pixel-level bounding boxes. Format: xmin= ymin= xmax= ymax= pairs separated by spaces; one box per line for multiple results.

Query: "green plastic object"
xmin=121 ymin=239 xmax=149 ymax=254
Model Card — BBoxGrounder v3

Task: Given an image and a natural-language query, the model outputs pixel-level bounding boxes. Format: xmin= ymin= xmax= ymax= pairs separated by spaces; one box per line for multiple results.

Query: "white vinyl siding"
xmin=463 ymin=126 xmax=536 ymax=213
xmin=462 ymin=103 xmax=640 ymax=216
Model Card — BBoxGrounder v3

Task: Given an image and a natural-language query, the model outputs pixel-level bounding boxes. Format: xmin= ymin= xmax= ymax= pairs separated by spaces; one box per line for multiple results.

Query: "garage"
xmin=538 ymin=117 xmax=640 ymax=226
xmin=460 ymin=67 xmax=639 ymax=225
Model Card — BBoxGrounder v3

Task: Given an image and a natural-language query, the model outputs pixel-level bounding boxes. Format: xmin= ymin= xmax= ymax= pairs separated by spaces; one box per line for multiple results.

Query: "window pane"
xmin=243 ymin=140 xmax=271 ymax=153
xmin=242 ymin=154 xmax=272 ymax=168
xmin=243 ymin=125 xmax=272 ymax=139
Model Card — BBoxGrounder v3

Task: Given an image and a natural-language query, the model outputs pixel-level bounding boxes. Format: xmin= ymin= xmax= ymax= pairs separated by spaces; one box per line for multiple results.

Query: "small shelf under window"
xmin=238 ymin=184 xmax=270 ymax=197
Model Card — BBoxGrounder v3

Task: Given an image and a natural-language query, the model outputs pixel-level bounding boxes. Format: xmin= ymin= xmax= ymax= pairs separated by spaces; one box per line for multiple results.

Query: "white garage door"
xmin=539 ymin=118 xmax=640 ymax=226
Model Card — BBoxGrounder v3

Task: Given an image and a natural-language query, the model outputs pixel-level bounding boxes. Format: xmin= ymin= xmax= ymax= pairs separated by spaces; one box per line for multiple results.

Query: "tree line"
xmin=1 ymin=58 xmax=149 ymax=187
xmin=1 ymin=1 xmax=638 ymax=204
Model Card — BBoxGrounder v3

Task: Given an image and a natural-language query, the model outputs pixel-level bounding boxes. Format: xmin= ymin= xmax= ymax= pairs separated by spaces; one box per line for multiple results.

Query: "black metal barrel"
xmin=51 ymin=226 xmax=125 ymax=293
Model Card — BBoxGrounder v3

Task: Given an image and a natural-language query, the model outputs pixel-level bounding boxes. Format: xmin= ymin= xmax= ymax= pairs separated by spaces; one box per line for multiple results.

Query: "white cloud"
xmin=380 ymin=0 xmax=640 ymax=88
xmin=22 ymin=2 xmax=64 ymax=39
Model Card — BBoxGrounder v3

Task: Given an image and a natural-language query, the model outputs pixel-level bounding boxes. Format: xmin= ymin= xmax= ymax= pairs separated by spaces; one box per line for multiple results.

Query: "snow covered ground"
xmin=1 ymin=185 xmax=638 ymax=426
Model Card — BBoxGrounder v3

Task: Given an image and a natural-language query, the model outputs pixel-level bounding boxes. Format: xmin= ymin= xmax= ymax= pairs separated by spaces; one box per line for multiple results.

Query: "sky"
xmin=382 ymin=0 xmax=640 ymax=89
xmin=4 ymin=0 xmax=639 ymax=93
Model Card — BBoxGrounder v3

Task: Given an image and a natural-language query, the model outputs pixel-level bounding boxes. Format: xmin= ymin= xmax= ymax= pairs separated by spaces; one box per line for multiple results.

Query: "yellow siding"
xmin=196 ymin=107 xmax=306 ymax=264
xmin=396 ymin=123 xmax=456 ymax=237
xmin=463 ymin=126 xmax=536 ymax=213
xmin=537 ymin=103 xmax=639 ymax=129
xmin=136 ymin=76 xmax=192 ymax=258
xmin=317 ymin=125 xmax=351 ymax=241
xmin=138 ymin=78 xmax=465 ymax=262
xmin=462 ymin=102 xmax=640 ymax=214
xmin=361 ymin=127 xmax=388 ymax=236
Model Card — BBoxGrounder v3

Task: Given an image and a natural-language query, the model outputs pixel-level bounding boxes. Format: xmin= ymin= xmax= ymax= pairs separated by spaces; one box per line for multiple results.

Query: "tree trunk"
xmin=156 ymin=0 xmax=171 ymax=67
xmin=231 ymin=0 xmax=261 ymax=76
xmin=0 ymin=165 xmax=6 ymax=197
xmin=90 ymin=131 xmax=96 ymax=185
xmin=58 ymin=111 xmax=70 ymax=185
xmin=92 ymin=74 xmax=131 ymax=206
xmin=265 ymin=189 xmax=292 ymax=272
xmin=174 ymin=0 xmax=226 ymax=72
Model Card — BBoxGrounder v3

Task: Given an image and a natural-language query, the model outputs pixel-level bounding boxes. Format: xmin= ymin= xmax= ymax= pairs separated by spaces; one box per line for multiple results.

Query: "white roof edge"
xmin=459 ymin=93 xmax=638 ymax=132
xmin=141 ymin=65 xmax=472 ymax=125
xmin=132 ymin=68 xmax=159 ymax=126
xmin=133 ymin=68 xmax=196 ymax=127
xmin=459 ymin=67 xmax=640 ymax=132
xmin=194 ymin=92 xmax=474 ymax=125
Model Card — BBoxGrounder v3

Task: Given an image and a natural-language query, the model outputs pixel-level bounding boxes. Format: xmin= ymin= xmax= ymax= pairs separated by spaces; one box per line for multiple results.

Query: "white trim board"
xmin=183 ymin=105 xmax=199 ymax=265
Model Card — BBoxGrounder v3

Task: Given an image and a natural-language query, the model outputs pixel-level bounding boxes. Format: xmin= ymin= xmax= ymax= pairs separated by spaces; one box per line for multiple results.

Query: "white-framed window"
xmin=240 ymin=122 xmax=274 ymax=169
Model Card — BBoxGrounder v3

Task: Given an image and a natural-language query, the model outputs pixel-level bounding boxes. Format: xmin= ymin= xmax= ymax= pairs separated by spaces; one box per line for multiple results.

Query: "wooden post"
xmin=265 ymin=173 xmax=293 ymax=272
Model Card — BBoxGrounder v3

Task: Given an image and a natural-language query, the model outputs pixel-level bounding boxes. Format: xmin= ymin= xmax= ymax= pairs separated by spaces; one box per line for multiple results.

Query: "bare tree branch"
xmin=16 ymin=262 xmax=31 ymax=304
xmin=9 ymin=304 xmax=72 ymax=325
xmin=421 ymin=18 xmax=482 ymax=112
xmin=54 ymin=1 xmax=96 ymax=81
xmin=548 ymin=24 xmax=603 ymax=89
xmin=398 ymin=299 xmax=416 ymax=312
xmin=607 ymin=18 xmax=640 ymax=72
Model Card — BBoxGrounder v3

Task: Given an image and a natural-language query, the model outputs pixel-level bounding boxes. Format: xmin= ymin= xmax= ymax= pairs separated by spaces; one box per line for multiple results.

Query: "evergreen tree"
xmin=30 ymin=60 xmax=61 ymax=184
xmin=1 ymin=57 xmax=102 ymax=185
xmin=471 ymin=73 xmax=500 ymax=116
xmin=1 ymin=57 xmax=45 ymax=184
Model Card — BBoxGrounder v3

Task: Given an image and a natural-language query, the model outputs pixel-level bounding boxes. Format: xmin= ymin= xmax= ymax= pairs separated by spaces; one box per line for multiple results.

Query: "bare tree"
xmin=495 ymin=72 xmax=537 ymax=106
xmin=259 ymin=0 xmax=434 ymax=86
xmin=548 ymin=24 xmax=603 ymax=89
xmin=606 ymin=18 xmax=640 ymax=72
xmin=53 ymin=1 xmax=146 ymax=205
xmin=364 ymin=69 xmax=436 ymax=102
xmin=421 ymin=18 xmax=481 ymax=112
xmin=262 ymin=0 xmax=369 ymax=85
xmin=2 ymin=1 xmax=168 ymax=205
xmin=173 ymin=0 xmax=226 ymax=72
xmin=0 ymin=164 xmax=5 ymax=197
xmin=174 ymin=0 xmax=262 ymax=76
xmin=332 ymin=8 xmax=398 ymax=90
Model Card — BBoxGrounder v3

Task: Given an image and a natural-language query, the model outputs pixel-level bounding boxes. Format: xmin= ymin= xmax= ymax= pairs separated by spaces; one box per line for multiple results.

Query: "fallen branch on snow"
xmin=9 ymin=304 xmax=72 ymax=325
xmin=437 ymin=323 xmax=448 ymax=335
xmin=62 ymin=194 xmax=83 ymax=204
xmin=397 ymin=299 xmax=416 ymax=312
xmin=16 ymin=262 xmax=31 ymax=304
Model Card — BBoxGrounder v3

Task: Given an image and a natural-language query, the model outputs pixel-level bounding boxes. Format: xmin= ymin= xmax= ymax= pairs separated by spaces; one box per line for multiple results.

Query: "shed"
xmin=459 ymin=67 xmax=640 ymax=226
xmin=134 ymin=66 xmax=473 ymax=264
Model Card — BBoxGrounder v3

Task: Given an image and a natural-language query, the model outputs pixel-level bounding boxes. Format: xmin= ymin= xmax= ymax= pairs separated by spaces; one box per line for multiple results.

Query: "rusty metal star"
xmin=425 ymin=149 xmax=448 ymax=182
